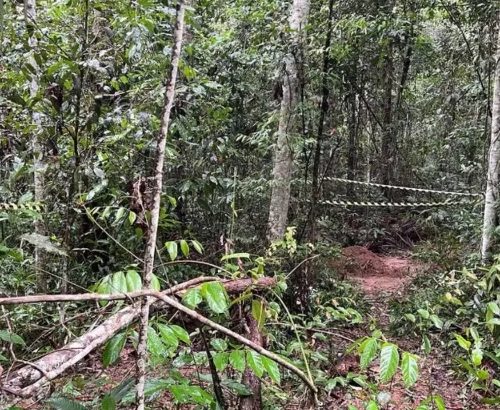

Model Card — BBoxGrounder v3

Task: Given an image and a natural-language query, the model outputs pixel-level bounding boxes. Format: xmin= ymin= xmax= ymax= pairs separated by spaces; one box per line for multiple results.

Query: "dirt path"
xmin=329 ymin=246 xmax=490 ymax=410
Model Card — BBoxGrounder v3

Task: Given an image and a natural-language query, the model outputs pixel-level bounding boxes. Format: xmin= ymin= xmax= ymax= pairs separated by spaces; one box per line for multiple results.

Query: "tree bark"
xmin=23 ymin=0 xmax=47 ymax=292
xmin=239 ymin=310 xmax=263 ymax=410
xmin=481 ymin=17 xmax=500 ymax=263
xmin=134 ymin=2 xmax=186 ymax=409
xmin=267 ymin=0 xmax=310 ymax=242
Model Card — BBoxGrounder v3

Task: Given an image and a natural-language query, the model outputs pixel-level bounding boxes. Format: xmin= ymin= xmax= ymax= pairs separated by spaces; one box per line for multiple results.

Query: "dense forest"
xmin=0 ymin=0 xmax=499 ymax=409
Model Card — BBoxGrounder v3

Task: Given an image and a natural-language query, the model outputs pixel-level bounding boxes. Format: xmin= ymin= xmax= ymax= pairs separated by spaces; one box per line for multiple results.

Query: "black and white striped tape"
xmin=316 ymin=199 xmax=476 ymax=208
xmin=323 ymin=177 xmax=482 ymax=197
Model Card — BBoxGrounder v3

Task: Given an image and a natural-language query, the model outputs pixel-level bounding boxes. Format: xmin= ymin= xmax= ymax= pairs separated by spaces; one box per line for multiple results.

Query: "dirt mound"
xmin=331 ymin=246 xmax=418 ymax=294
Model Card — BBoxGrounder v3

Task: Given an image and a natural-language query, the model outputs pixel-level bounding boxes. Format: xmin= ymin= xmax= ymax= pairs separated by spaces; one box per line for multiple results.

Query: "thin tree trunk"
xmin=239 ymin=311 xmax=263 ymax=410
xmin=135 ymin=2 xmax=186 ymax=408
xmin=309 ymin=0 xmax=334 ymax=245
xmin=267 ymin=0 xmax=310 ymax=242
xmin=24 ymin=0 xmax=47 ymax=292
xmin=381 ymin=39 xmax=394 ymax=190
xmin=481 ymin=18 xmax=500 ymax=263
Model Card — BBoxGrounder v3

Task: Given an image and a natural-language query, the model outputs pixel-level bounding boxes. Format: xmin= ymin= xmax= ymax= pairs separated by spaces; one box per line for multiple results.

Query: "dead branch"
xmin=0 ymin=276 xmax=278 ymax=396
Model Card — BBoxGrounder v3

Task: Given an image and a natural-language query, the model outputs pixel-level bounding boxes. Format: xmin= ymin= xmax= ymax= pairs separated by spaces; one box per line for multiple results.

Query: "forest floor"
xmin=324 ymin=246 xmax=489 ymax=410
xmin=14 ymin=247 xmax=493 ymax=410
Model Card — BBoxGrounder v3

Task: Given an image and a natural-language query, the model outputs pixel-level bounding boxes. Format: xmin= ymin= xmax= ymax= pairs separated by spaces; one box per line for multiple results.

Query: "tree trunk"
xmin=381 ymin=38 xmax=394 ymax=190
xmin=481 ymin=18 xmax=500 ymax=263
xmin=267 ymin=0 xmax=310 ymax=242
xmin=24 ymin=0 xmax=47 ymax=292
xmin=239 ymin=310 xmax=263 ymax=410
xmin=135 ymin=2 xmax=186 ymax=408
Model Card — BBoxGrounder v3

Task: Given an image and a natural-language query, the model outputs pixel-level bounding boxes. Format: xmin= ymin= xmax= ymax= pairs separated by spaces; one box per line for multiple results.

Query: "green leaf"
xmin=487 ymin=302 xmax=500 ymax=315
xmin=103 ymin=332 xmax=127 ymax=367
xmin=379 ymin=343 xmax=399 ymax=383
xmin=201 ymin=282 xmax=228 ymax=314
xmin=180 ymin=240 xmax=189 ymax=257
xmin=246 ymin=350 xmax=264 ymax=377
xmin=365 ymin=401 xmax=379 ymax=410
xmin=210 ymin=338 xmax=228 ymax=351
xmin=191 ymin=240 xmax=204 ymax=254
xmin=421 ymin=335 xmax=431 ymax=355
xmin=213 ymin=352 xmax=229 ymax=372
xmin=183 ymin=287 xmax=202 ymax=308
xmin=229 ymin=350 xmax=246 ymax=372
xmin=433 ymin=395 xmax=446 ymax=410
xmin=261 ymin=356 xmax=280 ymax=384
xmin=0 ymin=330 xmax=25 ymax=346
xmin=221 ymin=252 xmax=250 ymax=261
xmin=128 ymin=211 xmax=137 ymax=225
xmin=111 ymin=271 xmax=127 ymax=294
xmin=121 ymin=378 xmax=172 ymax=404
xmin=429 ymin=314 xmax=443 ymax=329
xmin=251 ymin=299 xmax=266 ymax=330
xmin=401 ymin=352 xmax=419 ymax=387
xmin=147 ymin=327 xmax=166 ymax=359
xmin=125 ymin=270 xmax=142 ymax=292
xmin=170 ymin=325 xmax=190 ymax=345
xmin=100 ymin=395 xmax=116 ymax=410
xmin=108 ymin=378 xmax=135 ymax=402
xmin=165 ymin=241 xmax=178 ymax=261
xmin=46 ymin=397 xmax=87 ymax=410
xmin=471 ymin=347 xmax=483 ymax=366
xmin=157 ymin=324 xmax=179 ymax=351
xmin=454 ymin=334 xmax=471 ymax=351
xmin=151 ymin=274 xmax=161 ymax=291
xmin=360 ymin=337 xmax=378 ymax=369
xmin=417 ymin=309 xmax=429 ymax=319
xmin=169 ymin=385 xmax=213 ymax=405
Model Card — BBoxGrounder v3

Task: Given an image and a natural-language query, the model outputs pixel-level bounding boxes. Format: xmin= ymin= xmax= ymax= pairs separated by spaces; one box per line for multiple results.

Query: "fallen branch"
xmin=1 ymin=276 xmax=277 ymax=396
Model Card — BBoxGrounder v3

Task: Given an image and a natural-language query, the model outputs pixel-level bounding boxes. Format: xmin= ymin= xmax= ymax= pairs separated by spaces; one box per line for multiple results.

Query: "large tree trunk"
xmin=481 ymin=18 xmax=500 ymax=263
xmin=380 ymin=38 xmax=394 ymax=190
xmin=135 ymin=2 xmax=186 ymax=409
xmin=267 ymin=0 xmax=310 ymax=242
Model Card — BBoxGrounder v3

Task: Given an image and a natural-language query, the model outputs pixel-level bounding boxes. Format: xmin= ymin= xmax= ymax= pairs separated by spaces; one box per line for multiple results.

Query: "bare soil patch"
xmin=330 ymin=246 xmax=421 ymax=295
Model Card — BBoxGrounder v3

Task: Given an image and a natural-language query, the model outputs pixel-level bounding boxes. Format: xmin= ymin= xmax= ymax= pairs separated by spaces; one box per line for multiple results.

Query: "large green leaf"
xmin=401 ymin=352 xmax=419 ymax=387
xmin=111 ymin=271 xmax=127 ymax=294
xmin=379 ymin=343 xmax=399 ymax=383
xmin=170 ymin=325 xmax=190 ymax=345
xmin=251 ymin=299 xmax=266 ymax=330
xmin=261 ymin=356 xmax=280 ymax=384
xmin=125 ymin=270 xmax=142 ymax=292
xmin=0 ymin=330 xmax=25 ymax=346
xmin=213 ymin=352 xmax=229 ymax=372
xmin=157 ymin=324 xmax=179 ymax=350
xmin=246 ymin=350 xmax=264 ymax=377
xmin=229 ymin=349 xmax=246 ymax=372
xmin=103 ymin=332 xmax=127 ymax=367
xmin=169 ymin=385 xmax=213 ymax=405
xmin=165 ymin=241 xmax=178 ymax=261
xmin=183 ymin=287 xmax=202 ymax=308
xmin=360 ymin=337 xmax=378 ymax=369
xmin=201 ymin=282 xmax=228 ymax=314
xmin=180 ymin=239 xmax=189 ymax=257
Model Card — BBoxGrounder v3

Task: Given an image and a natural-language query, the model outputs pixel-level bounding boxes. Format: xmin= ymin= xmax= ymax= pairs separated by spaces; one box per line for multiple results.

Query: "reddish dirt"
xmin=330 ymin=246 xmax=420 ymax=295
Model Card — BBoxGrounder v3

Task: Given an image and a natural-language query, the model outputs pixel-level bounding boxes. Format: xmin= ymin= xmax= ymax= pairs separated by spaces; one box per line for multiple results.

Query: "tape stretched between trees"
xmin=316 ymin=199 xmax=477 ymax=208
xmin=322 ymin=177 xmax=482 ymax=197
xmin=0 ymin=202 xmax=44 ymax=212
